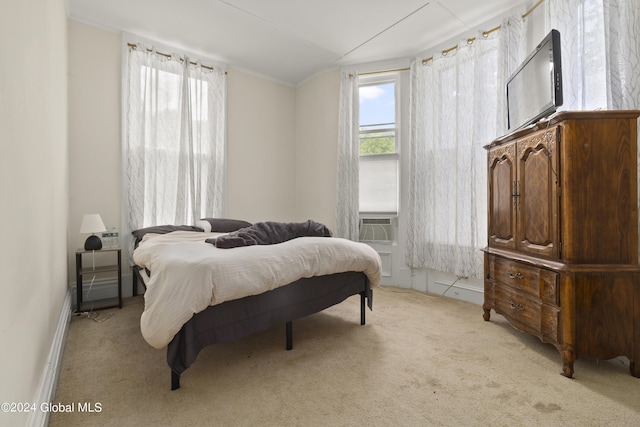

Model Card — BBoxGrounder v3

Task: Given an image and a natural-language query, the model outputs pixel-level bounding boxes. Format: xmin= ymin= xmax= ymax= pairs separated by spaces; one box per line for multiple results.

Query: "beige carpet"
xmin=50 ymin=286 xmax=639 ymax=426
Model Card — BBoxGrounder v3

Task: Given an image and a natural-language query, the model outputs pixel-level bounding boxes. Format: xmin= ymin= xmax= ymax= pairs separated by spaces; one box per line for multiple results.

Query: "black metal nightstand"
xmin=75 ymin=247 xmax=122 ymax=312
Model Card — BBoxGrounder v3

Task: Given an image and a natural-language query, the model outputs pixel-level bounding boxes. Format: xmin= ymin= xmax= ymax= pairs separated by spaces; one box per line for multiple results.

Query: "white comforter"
xmin=133 ymin=231 xmax=382 ymax=349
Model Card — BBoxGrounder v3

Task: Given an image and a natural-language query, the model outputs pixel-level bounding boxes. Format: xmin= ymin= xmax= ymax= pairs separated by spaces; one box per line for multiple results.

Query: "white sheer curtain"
xmin=335 ymin=70 xmax=360 ymax=240
xmin=124 ymin=45 xmax=226 ymax=236
xmin=496 ymin=16 xmax=528 ymax=131
xmin=407 ymin=27 xmax=517 ymax=278
xmin=407 ymin=0 xmax=640 ymax=278
xmin=547 ymin=0 xmax=640 ymax=110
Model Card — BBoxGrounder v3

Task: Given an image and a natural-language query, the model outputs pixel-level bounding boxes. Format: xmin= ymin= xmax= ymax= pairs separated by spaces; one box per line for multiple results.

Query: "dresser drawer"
xmin=494 ymin=284 xmax=541 ymax=335
xmin=488 ymin=256 xmax=558 ymax=304
xmin=494 ymin=284 xmax=560 ymax=343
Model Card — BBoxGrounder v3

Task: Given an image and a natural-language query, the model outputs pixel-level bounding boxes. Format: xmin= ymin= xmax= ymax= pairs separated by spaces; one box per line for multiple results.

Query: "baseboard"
xmin=431 ymin=280 xmax=484 ymax=305
xmin=28 ymin=287 xmax=72 ymax=427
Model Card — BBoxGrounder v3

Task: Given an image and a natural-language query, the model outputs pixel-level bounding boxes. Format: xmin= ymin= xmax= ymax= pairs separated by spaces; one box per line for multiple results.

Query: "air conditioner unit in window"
xmin=359 ymin=218 xmax=394 ymax=242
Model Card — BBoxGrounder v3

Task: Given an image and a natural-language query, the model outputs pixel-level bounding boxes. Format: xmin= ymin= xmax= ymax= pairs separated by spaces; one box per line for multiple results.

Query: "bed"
xmin=131 ymin=220 xmax=381 ymax=389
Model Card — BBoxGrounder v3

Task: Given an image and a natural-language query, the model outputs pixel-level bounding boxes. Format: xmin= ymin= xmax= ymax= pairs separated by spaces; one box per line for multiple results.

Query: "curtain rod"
xmin=421 ymin=0 xmax=545 ymax=64
xmin=356 ymin=67 xmax=411 ymax=77
xmin=127 ymin=43 xmax=222 ymax=72
xmin=349 ymin=0 xmax=545 ymax=77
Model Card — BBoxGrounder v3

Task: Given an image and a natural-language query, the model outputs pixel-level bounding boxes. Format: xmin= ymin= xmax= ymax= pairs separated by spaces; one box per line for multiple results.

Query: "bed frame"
xmin=133 ymin=269 xmax=373 ymax=390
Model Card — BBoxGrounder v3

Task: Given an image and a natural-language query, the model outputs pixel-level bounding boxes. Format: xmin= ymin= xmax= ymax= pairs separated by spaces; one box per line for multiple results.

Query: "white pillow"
xmin=195 ymin=219 xmax=212 ymax=232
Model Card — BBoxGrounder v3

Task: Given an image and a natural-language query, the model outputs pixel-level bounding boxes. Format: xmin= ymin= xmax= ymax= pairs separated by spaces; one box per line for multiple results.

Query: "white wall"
xmin=294 ymin=70 xmax=341 ymax=230
xmin=226 ymin=70 xmax=297 ymax=223
xmin=68 ymin=21 xmax=123 ymax=280
xmin=0 ymin=0 xmax=69 ymax=424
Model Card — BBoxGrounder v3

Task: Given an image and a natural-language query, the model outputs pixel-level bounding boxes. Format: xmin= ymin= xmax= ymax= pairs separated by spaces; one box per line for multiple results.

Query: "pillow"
xmin=131 ymin=225 xmax=203 ymax=246
xmin=195 ymin=219 xmax=212 ymax=232
xmin=199 ymin=218 xmax=252 ymax=233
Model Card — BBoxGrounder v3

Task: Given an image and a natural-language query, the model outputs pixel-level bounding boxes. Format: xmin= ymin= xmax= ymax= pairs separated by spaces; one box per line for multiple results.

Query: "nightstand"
xmin=75 ymin=247 xmax=122 ymax=312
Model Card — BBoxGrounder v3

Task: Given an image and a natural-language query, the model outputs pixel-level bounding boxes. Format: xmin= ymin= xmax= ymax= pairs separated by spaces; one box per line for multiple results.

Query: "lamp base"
xmin=84 ymin=235 xmax=103 ymax=251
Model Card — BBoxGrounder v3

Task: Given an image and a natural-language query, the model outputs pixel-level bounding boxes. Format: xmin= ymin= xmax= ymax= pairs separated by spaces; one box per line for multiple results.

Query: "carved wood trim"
xmin=489 ymin=143 xmax=515 ymax=165
xmin=518 ymin=127 xmax=557 ymax=156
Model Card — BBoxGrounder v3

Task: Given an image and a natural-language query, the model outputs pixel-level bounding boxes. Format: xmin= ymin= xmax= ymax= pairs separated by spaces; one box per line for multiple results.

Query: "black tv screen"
xmin=506 ymin=29 xmax=563 ymax=132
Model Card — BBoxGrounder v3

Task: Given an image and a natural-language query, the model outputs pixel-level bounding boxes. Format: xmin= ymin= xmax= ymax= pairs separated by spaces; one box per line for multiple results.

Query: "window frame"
xmin=358 ymin=72 xmax=401 ymax=218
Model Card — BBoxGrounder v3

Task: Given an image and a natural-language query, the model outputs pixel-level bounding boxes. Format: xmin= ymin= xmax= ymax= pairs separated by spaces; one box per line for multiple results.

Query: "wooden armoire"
xmin=483 ymin=110 xmax=640 ymax=378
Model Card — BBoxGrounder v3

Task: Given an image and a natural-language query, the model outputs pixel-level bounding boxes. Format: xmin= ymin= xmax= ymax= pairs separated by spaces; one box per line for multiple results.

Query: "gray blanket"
xmin=207 ymin=220 xmax=332 ymax=249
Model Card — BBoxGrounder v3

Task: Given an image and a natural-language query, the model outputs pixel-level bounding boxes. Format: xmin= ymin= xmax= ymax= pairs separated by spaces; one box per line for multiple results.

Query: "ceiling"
xmin=68 ymin=0 xmax=528 ymax=86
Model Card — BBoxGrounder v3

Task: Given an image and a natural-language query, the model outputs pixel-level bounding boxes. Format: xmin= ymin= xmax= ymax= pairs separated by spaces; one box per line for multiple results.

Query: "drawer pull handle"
xmin=508 ymin=300 xmax=525 ymax=311
xmin=508 ymin=271 xmax=524 ymax=279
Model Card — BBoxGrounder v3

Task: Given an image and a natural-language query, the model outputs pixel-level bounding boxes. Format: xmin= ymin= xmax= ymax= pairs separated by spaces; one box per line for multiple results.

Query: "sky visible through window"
xmin=359 ymin=82 xmax=395 ymax=126
xmin=358 ymin=81 xmax=398 ymax=214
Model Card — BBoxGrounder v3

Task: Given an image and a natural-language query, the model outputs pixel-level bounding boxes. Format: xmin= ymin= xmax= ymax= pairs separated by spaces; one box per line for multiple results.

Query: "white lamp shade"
xmin=80 ymin=214 xmax=107 ymax=234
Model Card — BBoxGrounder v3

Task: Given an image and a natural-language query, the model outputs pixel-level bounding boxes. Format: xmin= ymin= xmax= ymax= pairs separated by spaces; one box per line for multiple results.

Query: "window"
xmin=124 ymin=43 xmax=226 ymax=234
xmin=358 ymin=75 xmax=399 ymax=217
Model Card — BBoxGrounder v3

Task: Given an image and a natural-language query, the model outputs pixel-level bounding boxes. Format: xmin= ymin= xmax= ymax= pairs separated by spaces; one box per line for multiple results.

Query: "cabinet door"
xmin=488 ymin=143 xmax=517 ymax=250
xmin=516 ymin=128 xmax=559 ymax=258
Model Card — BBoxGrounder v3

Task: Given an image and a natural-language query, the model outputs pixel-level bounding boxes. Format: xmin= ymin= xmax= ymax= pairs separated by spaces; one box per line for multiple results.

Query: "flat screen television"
xmin=506 ymin=29 xmax=563 ymax=132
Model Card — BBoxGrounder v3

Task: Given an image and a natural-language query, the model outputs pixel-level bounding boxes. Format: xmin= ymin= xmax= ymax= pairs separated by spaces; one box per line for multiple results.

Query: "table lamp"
xmin=80 ymin=213 xmax=107 ymax=250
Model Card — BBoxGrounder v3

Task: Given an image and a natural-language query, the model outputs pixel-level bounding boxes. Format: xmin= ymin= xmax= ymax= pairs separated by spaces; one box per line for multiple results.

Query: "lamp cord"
xmin=78 ymin=250 xmax=113 ymax=323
